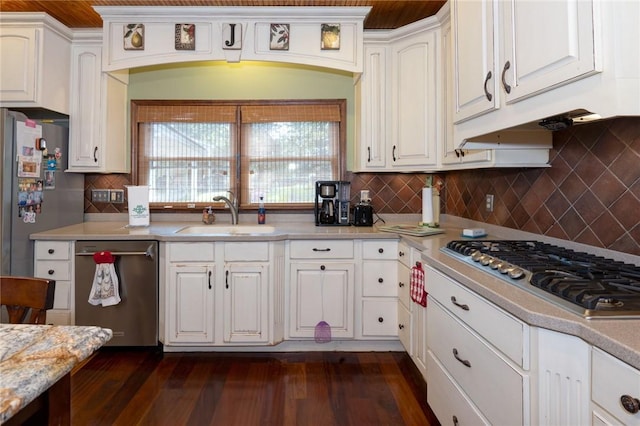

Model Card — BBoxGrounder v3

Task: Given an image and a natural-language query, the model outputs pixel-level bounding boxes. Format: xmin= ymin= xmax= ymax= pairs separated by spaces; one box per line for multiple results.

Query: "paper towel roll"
xmin=126 ymin=185 xmax=150 ymax=227
xmin=422 ymin=187 xmax=434 ymax=225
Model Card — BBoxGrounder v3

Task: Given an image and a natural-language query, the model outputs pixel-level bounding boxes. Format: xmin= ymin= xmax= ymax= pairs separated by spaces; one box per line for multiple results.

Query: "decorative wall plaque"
xmin=321 ymin=24 xmax=340 ymax=50
xmin=222 ymin=23 xmax=242 ymax=50
xmin=270 ymin=24 xmax=290 ymax=51
xmin=175 ymin=24 xmax=195 ymax=50
xmin=124 ymin=24 xmax=144 ymax=50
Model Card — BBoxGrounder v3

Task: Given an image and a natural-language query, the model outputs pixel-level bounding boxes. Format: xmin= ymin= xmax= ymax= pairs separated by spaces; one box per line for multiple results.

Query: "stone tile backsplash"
xmin=84 ymin=117 xmax=639 ymax=255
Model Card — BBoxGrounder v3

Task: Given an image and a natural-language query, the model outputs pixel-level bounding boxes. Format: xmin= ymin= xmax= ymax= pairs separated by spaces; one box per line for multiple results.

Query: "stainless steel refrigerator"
xmin=1 ymin=108 xmax=84 ymax=277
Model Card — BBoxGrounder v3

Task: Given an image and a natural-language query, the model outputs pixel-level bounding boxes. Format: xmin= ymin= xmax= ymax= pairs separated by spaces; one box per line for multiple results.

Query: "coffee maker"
xmin=315 ymin=181 xmax=351 ymax=226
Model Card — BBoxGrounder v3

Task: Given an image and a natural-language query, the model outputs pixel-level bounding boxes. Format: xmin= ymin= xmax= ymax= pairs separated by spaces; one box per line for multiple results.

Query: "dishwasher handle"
xmin=76 ymin=244 xmax=155 ymax=259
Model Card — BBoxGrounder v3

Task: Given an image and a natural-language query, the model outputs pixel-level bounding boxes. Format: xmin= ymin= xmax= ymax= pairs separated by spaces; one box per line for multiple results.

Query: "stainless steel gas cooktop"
xmin=442 ymin=240 xmax=640 ymax=319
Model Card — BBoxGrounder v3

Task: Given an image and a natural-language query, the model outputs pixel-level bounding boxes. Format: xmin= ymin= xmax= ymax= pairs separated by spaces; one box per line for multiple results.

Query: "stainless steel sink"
xmin=175 ymin=225 xmax=276 ymax=235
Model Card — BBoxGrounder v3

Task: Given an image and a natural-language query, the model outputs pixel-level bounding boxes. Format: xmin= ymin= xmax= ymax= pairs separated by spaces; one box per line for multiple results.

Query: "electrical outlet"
xmin=110 ymin=189 xmax=124 ymax=203
xmin=92 ymin=189 xmax=110 ymax=203
xmin=485 ymin=194 xmax=494 ymax=212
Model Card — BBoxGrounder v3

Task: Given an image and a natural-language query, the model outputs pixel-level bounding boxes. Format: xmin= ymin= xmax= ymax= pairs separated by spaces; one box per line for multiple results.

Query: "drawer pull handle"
xmin=312 ymin=248 xmax=331 ymax=252
xmin=48 ymin=249 xmax=55 ymax=254
xmin=621 ymin=395 xmax=640 ymax=414
xmin=502 ymin=61 xmax=512 ymax=94
xmin=378 ymin=278 xmax=384 ymax=283
xmin=483 ymin=70 xmax=493 ymax=101
xmin=378 ymin=317 xmax=384 ymax=323
xmin=453 ymin=348 xmax=471 ymax=368
xmin=453 ymin=415 xmax=459 ymax=426
xmin=451 ymin=296 xmax=470 ymax=311
xmin=399 ymin=282 xmax=405 ymax=288
xmin=48 ymin=269 xmax=55 ymax=275
xmin=378 ymin=248 xmax=384 ymax=253
xmin=225 ymin=270 xmax=229 ymax=289
xmin=209 ymin=270 xmax=212 ymax=289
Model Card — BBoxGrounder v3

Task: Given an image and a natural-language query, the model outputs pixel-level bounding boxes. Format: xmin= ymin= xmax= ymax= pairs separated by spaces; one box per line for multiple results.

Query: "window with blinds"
xmin=132 ymin=100 xmax=345 ymax=210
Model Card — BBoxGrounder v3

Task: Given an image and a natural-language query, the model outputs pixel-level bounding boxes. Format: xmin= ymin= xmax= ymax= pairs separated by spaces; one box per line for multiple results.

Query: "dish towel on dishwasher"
xmin=410 ymin=262 xmax=427 ymax=307
xmin=88 ymin=251 xmax=121 ymax=307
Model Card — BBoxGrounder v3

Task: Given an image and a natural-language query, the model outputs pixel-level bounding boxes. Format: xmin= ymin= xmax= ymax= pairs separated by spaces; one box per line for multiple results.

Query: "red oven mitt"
xmin=410 ymin=262 xmax=427 ymax=307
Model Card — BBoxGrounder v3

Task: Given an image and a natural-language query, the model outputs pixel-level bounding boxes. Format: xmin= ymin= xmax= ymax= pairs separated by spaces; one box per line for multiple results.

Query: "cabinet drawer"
xmin=168 ymin=243 xmax=215 ymax=262
xmin=592 ymin=347 xmax=640 ymax=424
xmin=427 ymin=351 xmax=490 ymax=426
xmin=362 ymin=240 xmax=398 ymax=260
xmin=362 ymin=299 xmax=398 ymax=337
xmin=426 ymin=266 xmax=526 ymax=367
xmin=35 ymin=241 xmax=72 ymax=260
xmin=427 ymin=301 xmax=523 ymax=426
xmin=35 ymin=261 xmax=71 ymax=281
xmin=224 ymin=242 xmax=269 ymax=261
xmin=397 ymin=301 xmax=411 ymax=352
xmin=397 ymin=263 xmax=411 ymax=309
xmin=289 ymin=240 xmax=353 ymax=259
xmin=362 ymin=261 xmax=397 ymax=297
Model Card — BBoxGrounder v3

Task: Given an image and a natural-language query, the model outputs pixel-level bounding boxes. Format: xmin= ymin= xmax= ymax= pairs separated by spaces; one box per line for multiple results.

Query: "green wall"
xmin=128 ymin=61 xmax=356 ymax=167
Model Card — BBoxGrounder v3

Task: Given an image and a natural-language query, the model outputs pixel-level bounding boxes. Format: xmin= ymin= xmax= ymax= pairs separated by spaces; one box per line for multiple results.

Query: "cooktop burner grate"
xmin=442 ymin=240 xmax=640 ymax=319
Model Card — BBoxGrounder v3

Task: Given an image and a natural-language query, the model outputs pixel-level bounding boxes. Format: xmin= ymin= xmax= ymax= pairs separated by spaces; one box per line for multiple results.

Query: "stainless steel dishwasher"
xmin=75 ymin=240 xmax=158 ymax=346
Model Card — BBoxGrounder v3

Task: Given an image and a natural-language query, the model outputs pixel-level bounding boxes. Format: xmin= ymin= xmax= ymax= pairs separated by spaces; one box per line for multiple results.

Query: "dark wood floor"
xmin=71 ymin=348 xmax=440 ymax=426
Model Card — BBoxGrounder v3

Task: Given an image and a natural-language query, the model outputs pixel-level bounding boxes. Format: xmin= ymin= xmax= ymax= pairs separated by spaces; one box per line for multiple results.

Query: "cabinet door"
xmin=69 ymin=44 xmax=102 ymax=169
xmin=223 ymin=263 xmax=269 ymax=344
xmin=0 ymin=27 xmax=37 ymax=103
xmin=390 ymin=30 xmax=438 ymax=168
xmin=168 ymin=264 xmax=214 ymax=343
xmin=289 ymin=262 xmax=354 ymax=339
xmin=501 ymin=0 xmax=597 ymax=104
xmin=441 ymin=18 xmax=493 ymax=167
xmin=412 ymin=303 xmax=427 ymax=379
xmin=356 ymin=44 xmax=388 ymax=170
xmin=451 ymin=0 xmax=498 ymax=123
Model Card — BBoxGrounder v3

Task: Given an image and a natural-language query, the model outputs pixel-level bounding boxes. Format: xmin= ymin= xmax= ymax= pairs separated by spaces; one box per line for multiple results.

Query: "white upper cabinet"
xmin=452 ymin=0 xmax=639 ymax=148
xmin=451 ymin=0 xmax=498 ymax=124
xmin=500 ymin=0 xmax=597 ymax=104
xmin=0 ymin=13 xmax=71 ymax=114
xmin=68 ymin=30 xmax=129 ymax=173
xmin=452 ymin=0 xmax=597 ymax=125
xmin=354 ymin=42 xmax=388 ymax=170
xmin=390 ymin=27 xmax=439 ymax=169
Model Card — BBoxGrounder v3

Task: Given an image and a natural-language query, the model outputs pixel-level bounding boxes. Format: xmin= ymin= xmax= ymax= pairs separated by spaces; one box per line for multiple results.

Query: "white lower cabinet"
xmin=33 ymin=240 xmax=74 ymax=325
xmin=360 ymin=240 xmax=398 ymax=339
xmin=287 ymin=240 xmax=355 ymax=339
xmin=425 ymin=264 xmax=529 ymax=425
xmin=592 ymin=347 xmax=640 ymax=426
xmin=168 ymin=263 xmax=215 ymax=344
xmin=396 ymin=240 xmax=412 ymax=352
xmin=164 ymin=241 xmax=282 ymax=346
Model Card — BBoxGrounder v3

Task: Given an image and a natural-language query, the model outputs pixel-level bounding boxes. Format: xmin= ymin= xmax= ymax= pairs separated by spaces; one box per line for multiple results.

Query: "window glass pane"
xmin=243 ymin=121 xmax=338 ymax=204
xmin=139 ymin=122 xmax=232 ymax=204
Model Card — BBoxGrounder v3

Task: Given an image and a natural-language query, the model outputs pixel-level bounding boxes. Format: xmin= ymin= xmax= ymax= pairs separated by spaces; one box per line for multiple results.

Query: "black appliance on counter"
xmin=443 ymin=240 xmax=640 ymax=319
xmin=353 ymin=203 xmax=374 ymax=226
xmin=315 ymin=180 xmax=350 ymax=226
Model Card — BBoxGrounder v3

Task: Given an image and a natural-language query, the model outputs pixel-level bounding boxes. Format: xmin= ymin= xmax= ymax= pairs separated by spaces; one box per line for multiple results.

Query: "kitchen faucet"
xmin=213 ymin=191 xmax=239 ymax=225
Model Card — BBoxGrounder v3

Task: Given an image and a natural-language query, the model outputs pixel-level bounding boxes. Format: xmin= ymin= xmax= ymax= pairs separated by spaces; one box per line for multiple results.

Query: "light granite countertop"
xmin=0 ymin=324 xmax=112 ymax=423
xmin=28 ymin=214 xmax=640 ymax=370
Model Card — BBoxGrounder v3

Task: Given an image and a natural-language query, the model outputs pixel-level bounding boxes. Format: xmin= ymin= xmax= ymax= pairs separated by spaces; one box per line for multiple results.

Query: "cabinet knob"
xmin=378 ymin=317 xmax=384 ymax=323
xmin=399 ymin=251 xmax=405 ymax=257
xmin=378 ymin=248 xmax=384 ymax=253
xmin=48 ymin=248 xmax=55 ymax=254
xmin=399 ymin=282 xmax=405 ymax=287
xmin=320 ymin=265 xmax=326 ymax=271
xmin=453 ymin=415 xmax=459 ymax=426
xmin=620 ymin=395 xmax=640 ymax=414
xmin=378 ymin=278 xmax=383 ymax=283
xmin=398 ymin=324 xmax=404 ymax=330
xmin=48 ymin=269 xmax=55 ymax=275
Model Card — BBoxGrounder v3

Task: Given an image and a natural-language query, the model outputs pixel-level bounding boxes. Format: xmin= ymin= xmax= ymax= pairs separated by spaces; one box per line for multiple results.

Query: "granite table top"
xmin=0 ymin=324 xmax=112 ymax=423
